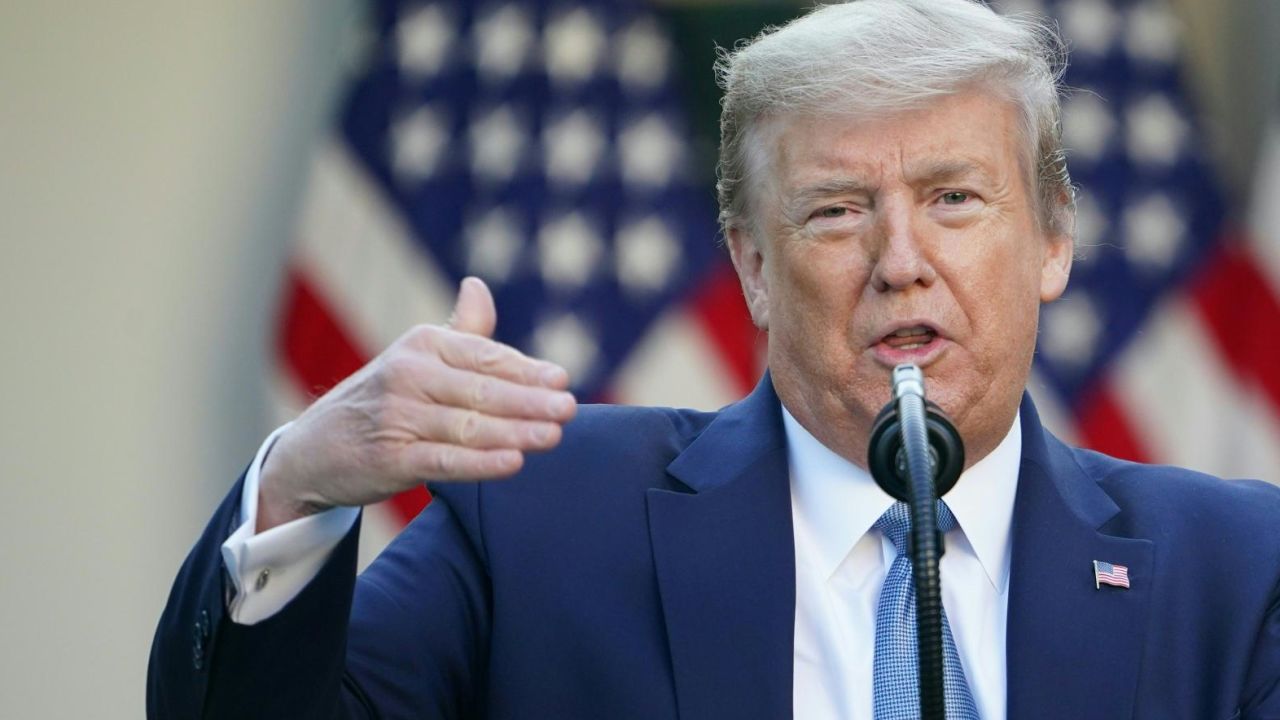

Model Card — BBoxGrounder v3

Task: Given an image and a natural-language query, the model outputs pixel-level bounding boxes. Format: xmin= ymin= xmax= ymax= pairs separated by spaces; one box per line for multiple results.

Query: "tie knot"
xmin=873 ymin=500 xmax=958 ymax=553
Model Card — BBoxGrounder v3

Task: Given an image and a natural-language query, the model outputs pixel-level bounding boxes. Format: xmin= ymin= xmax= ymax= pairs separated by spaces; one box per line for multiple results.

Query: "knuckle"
xmin=403 ymin=322 xmax=430 ymax=343
xmin=455 ymin=410 xmax=481 ymax=445
xmin=513 ymin=389 xmax=538 ymax=417
xmin=469 ymin=377 xmax=493 ymax=409
xmin=433 ymin=446 xmax=457 ymax=477
xmin=541 ymin=422 xmax=562 ymax=445
xmin=406 ymin=323 xmax=444 ymax=349
xmin=378 ymin=354 xmax=420 ymax=392
xmin=473 ymin=341 xmax=505 ymax=372
xmin=380 ymin=354 xmax=410 ymax=378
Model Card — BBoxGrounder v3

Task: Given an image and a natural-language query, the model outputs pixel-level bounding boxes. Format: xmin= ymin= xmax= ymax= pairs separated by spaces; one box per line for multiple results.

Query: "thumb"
xmin=446 ymin=276 xmax=497 ymax=337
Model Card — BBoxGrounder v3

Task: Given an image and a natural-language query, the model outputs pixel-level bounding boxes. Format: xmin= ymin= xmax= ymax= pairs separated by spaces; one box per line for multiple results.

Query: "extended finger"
xmin=399 ymin=442 xmax=524 ymax=482
xmin=402 ymin=402 xmax=564 ymax=451
xmin=445 ymin=277 xmax=497 ymax=338
xmin=417 ymin=362 xmax=577 ymax=422
xmin=426 ymin=326 xmax=569 ymax=389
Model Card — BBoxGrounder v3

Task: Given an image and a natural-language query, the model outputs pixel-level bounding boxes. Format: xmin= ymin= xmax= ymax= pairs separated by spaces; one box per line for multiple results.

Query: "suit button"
xmin=192 ymin=646 xmax=204 ymax=671
xmin=198 ymin=609 xmax=211 ymax=638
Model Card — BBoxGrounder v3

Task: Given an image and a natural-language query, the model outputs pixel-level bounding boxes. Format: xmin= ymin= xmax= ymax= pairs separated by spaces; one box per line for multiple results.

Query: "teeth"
xmin=899 ymin=342 xmax=924 ymax=350
xmin=892 ymin=326 xmax=929 ymax=337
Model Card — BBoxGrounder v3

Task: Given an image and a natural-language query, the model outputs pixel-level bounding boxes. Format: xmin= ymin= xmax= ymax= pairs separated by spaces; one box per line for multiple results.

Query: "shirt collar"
xmin=783 ymin=404 xmax=1021 ymax=592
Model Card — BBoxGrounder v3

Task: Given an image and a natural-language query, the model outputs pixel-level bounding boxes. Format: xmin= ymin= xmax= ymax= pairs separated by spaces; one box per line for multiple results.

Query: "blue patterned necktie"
xmin=872 ymin=501 xmax=981 ymax=720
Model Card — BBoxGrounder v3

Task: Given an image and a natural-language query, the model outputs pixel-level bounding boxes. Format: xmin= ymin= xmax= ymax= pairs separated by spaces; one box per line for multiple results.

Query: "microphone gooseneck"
xmin=867 ymin=364 xmax=966 ymax=720
xmin=898 ymin=366 xmax=947 ymax=720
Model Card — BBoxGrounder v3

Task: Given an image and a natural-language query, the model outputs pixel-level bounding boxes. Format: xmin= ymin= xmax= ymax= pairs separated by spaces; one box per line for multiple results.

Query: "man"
xmin=149 ymin=1 xmax=1280 ymax=718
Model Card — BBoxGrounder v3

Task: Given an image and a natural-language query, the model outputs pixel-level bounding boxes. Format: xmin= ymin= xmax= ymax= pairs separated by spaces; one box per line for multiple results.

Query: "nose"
xmin=869 ymin=198 xmax=937 ymax=292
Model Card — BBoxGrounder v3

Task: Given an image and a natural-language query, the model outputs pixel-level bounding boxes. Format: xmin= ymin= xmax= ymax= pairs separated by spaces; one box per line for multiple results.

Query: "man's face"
xmin=728 ymin=90 xmax=1073 ymax=467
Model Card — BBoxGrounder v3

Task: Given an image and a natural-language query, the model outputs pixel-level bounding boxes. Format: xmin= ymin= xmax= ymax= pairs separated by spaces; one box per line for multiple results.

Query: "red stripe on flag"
xmin=383 ymin=486 xmax=432 ymax=525
xmin=279 ymin=265 xmax=369 ymax=396
xmin=1188 ymin=237 xmax=1280 ymax=416
xmin=689 ymin=259 xmax=765 ymax=395
xmin=1075 ymin=383 xmax=1152 ymax=464
xmin=278 ymin=264 xmax=431 ymax=524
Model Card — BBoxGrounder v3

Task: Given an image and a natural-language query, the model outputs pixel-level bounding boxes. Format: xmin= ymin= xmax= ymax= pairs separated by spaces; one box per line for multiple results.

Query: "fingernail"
xmin=531 ymin=425 xmax=552 ymax=444
xmin=540 ymin=365 xmax=565 ymax=386
xmin=547 ymin=393 xmax=573 ymax=415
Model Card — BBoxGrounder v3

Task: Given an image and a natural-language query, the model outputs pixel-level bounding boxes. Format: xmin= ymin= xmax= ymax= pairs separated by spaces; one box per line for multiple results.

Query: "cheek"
xmin=949 ymin=234 xmax=1045 ymax=346
xmin=763 ymin=243 xmax=867 ymax=363
xmin=972 ymin=264 xmax=1045 ymax=369
xmin=769 ymin=244 xmax=864 ymax=327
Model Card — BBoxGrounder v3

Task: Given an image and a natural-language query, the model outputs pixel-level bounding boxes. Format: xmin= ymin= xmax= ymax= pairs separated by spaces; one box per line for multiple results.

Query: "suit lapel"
xmin=647 ymin=376 xmax=796 ymax=720
xmin=1006 ymin=396 xmax=1154 ymax=720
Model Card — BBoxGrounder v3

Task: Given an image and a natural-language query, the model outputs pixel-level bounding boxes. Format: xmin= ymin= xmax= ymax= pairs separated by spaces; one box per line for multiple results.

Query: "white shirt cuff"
xmin=220 ymin=423 xmax=360 ymax=625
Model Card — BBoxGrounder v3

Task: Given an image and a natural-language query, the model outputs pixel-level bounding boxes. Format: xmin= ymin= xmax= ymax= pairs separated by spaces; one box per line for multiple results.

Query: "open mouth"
xmin=880 ymin=325 xmax=938 ymax=351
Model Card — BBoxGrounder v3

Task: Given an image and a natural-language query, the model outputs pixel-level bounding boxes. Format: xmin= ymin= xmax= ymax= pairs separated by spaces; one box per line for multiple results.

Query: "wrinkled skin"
xmin=727 ymin=90 xmax=1073 ymax=469
xmin=257 ymin=278 xmax=577 ymax=531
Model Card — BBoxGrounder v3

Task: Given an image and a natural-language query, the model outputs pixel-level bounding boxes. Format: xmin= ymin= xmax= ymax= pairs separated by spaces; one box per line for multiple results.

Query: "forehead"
xmin=767 ymin=91 xmax=1024 ymax=186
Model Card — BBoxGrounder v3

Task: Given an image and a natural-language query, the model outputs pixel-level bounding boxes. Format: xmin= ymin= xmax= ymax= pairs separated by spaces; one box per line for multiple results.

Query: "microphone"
xmin=867 ymin=364 xmax=965 ymax=502
xmin=866 ymin=363 xmax=965 ymax=720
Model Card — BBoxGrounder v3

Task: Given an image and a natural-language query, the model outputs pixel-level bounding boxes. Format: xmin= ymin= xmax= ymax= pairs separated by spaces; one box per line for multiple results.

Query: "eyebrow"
xmin=784 ymin=178 xmax=876 ymax=215
xmin=903 ymin=159 xmax=996 ymax=188
xmin=781 ymin=159 xmax=1001 ymax=217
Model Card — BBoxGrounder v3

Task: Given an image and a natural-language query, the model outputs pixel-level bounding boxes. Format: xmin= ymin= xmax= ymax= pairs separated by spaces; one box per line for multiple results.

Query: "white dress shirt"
xmin=223 ymin=405 xmax=1022 ymax=720
xmin=221 ymin=423 xmax=359 ymax=623
xmin=787 ymin=406 xmax=1021 ymax=720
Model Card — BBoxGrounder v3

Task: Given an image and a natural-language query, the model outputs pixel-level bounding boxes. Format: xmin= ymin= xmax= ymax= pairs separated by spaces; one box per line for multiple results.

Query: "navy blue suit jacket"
xmin=149 ymin=377 xmax=1280 ymax=719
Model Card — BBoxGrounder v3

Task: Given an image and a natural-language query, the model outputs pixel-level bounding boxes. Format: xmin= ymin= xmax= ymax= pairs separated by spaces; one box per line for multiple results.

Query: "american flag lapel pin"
xmin=1093 ymin=560 xmax=1131 ymax=590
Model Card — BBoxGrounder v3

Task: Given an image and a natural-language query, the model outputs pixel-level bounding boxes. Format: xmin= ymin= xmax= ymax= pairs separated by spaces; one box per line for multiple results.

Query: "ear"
xmin=1039 ymin=228 xmax=1073 ymax=303
xmin=726 ymin=225 xmax=771 ymax=329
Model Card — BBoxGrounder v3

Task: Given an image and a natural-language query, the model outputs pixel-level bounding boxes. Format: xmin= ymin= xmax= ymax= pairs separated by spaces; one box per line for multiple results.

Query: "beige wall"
xmin=0 ymin=1 xmax=355 ymax=716
xmin=1171 ymin=0 xmax=1280 ymax=196
xmin=0 ymin=1 xmax=1274 ymax=718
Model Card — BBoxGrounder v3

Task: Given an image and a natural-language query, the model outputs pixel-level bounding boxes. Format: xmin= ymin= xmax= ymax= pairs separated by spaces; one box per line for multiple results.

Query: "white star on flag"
xmin=538 ymin=212 xmax=604 ymax=289
xmin=473 ymin=4 xmax=534 ymax=81
xmin=543 ymin=111 xmax=606 ymax=184
xmin=469 ymin=105 xmax=527 ymax=182
xmin=533 ymin=312 xmax=600 ymax=381
xmin=620 ymin=115 xmax=683 ymax=186
xmin=391 ymin=106 xmax=449 ymax=182
xmin=1124 ymin=1 xmax=1181 ymax=63
xmin=1071 ymin=189 xmax=1109 ymax=261
xmin=465 ymin=207 xmax=523 ymax=283
xmin=1123 ymin=193 xmax=1186 ymax=270
xmin=615 ymin=19 xmax=671 ymax=91
xmin=544 ymin=9 xmax=605 ymax=85
xmin=616 ymin=217 xmax=681 ymax=296
xmin=1041 ymin=293 xmax=1102 ymax=368
xmin=1060 ymin=0 xmax=1120 ymax=57
xmin=1126 ymin=94 xmax=1188 ymax=166
xmin=396 ymin=4 xmax=454 ymax=78
xmin=1063 ymin=92 xmax=1116 ymax=162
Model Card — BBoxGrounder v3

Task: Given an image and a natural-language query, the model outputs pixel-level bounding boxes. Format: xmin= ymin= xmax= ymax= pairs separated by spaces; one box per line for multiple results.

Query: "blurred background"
xmin=1 ymin=0 xmax=1278 ymax=716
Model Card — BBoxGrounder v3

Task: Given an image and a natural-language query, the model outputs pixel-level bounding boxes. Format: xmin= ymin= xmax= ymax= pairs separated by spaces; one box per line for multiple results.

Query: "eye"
xmin=817 ymin=206 xmax=848 ymax=218
xmin=940 ymin=191 xmax=971 ymax=205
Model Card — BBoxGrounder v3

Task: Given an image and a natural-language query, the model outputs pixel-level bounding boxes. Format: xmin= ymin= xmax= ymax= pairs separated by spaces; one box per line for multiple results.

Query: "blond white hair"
xmin=716 ymin=0 xmax=1074 ymax=237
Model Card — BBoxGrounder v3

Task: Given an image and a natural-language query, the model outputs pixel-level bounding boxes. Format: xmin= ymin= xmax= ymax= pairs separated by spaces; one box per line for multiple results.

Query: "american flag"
xmin=1001 ymin=0 xmax=1280 ymax=480
xmin=274 ymin=0 xmax=1280 ymax=562
xmin=1093 ymin=560 xmax=1131 ymax=589
xmin=275 ymin=0 xmax=756 ymax=561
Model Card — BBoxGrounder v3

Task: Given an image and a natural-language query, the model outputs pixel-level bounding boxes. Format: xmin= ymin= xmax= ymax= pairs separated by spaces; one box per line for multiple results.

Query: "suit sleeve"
xmin=1242 ymin=576 xmax=1280 ymax=720
xmin=146 ymin=472 xmax=491 ymax=720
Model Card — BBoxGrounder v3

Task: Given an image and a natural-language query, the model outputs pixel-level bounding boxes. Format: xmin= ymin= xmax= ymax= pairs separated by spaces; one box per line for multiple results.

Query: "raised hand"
xmin=256 ymin=277 xmax=577 ymax=532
